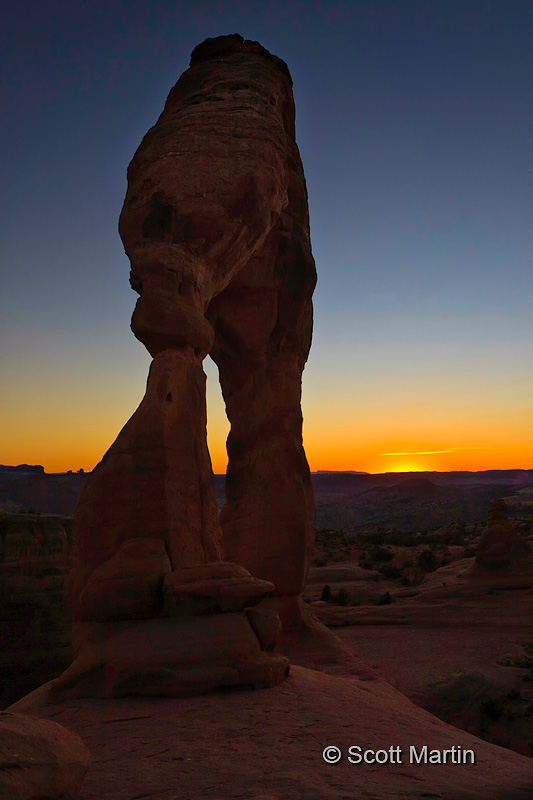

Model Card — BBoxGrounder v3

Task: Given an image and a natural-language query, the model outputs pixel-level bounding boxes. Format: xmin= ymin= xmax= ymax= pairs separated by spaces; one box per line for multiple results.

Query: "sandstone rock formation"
xmin=475 ymin=499 xmax=530 ymax=568
xmin=0 ymin=711 xmax=90 ymax=799
xmin=60 ymin=34 xmax=315 ymax=698
xmin=468 ymin=499 xmax=533 ymax=588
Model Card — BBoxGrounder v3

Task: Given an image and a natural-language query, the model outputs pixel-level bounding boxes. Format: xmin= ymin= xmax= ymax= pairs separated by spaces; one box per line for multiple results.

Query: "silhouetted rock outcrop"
xmin=467 ymin=500 xmax=533 ymax=588
xmin=475 ymin=500 xmax=529 ymax=567
xmin=57 ymin=34 xmax=316 ymax=699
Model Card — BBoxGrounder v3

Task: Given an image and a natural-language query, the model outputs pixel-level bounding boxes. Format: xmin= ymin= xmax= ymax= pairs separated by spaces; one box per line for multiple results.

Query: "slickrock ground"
xmin=308 ymin=557 xmax=533 ymax=758
xmin=9 ymin=629 xmax=533 ymax=799
xmin=0 ymin=711 xmax=90 ymax=800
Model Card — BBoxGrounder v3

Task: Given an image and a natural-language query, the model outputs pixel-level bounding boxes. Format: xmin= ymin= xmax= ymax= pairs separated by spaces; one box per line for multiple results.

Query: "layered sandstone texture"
xmin=63 ymin=34 xmax=316 ymax=697
xmin=118 ymin=32 xmax=317 ymax=602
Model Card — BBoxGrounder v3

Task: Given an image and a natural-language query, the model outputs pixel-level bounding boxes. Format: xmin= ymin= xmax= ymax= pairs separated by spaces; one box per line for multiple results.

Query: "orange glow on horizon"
xmin=3 ymin=437 xmax=532 ymax=476
xmin=2 ymin=360 xmax=531 ymax=475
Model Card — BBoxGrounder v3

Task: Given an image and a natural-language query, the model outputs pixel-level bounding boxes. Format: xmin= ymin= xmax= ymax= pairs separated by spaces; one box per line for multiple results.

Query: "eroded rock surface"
xmin=468 ymin=499 xmax=533 ymax=588
xmin=0 ymin=711 xmax=90 ymax=800
xmin=61 ymin=33 xmax=317 ymax=697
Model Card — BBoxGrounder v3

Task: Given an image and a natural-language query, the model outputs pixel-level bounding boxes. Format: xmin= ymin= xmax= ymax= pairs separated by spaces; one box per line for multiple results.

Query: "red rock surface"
xmin=0 ymin=711 xmax=90 ymax=799
xmin=70 ymin=348 xmax=223 ymax=605
xmin=63 ymin=34 xmax=319 ymax=696
xmin=9 ymin=663 xmax=533 ymax=800
xmin=471 ymin=499 xmax=532 ymax=577
xmin=120 ymin=32 xmax=315 ymax=603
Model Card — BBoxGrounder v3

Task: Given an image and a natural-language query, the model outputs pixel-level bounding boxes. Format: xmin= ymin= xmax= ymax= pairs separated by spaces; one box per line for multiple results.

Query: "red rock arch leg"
xmin=208 ymin=178 xmax=316 ymax=612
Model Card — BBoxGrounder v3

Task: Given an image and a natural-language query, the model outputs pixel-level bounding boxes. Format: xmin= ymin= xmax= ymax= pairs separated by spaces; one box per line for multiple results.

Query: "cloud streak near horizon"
xmin=381 ymin=450 xmax=456 ymax=456
xmin=380 ymin=447 xmax=505 ymax=456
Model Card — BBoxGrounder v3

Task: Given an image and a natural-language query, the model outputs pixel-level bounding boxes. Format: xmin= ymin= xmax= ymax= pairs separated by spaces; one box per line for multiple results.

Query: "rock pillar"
xmin=59 ymin=34 xmax=315 ymax=698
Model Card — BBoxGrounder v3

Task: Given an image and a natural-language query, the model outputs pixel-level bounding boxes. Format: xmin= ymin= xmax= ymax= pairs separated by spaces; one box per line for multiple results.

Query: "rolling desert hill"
xmin=2 ymin=466 xmax=532 ymax=531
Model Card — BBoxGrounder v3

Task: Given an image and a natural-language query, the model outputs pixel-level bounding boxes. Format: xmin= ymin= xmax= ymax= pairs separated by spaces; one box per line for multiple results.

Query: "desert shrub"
xmin=479 ymin=698 xmax=503 ymax=721
xmin=463 ymin=546 xmax=476 ymax=558
xmin=400 ymin=574 xmax=412 ymax=586
xmin=417 ymin=548 xmax=438 ymax=572
xmin=376 ymin=591 xmax=392 ymax=605
xmin=333 ymin=588 xmax=349 ymax=606
xmin=387 ymin=531 xmax=417 ymax=546
xmin=379 ymin=564 xmax=402 ymax=579
xmin=313 ymin=557 xmax=327 ymax=567
xmin=315 ymin=528 xmax=352 ymax=548
xmin=370 ymin=546 xmax=394 ymax=563
xmin=321 ymin=584 xmax=332 ymax=602
xmin=361 ymin=561 xmax=374 ymax=570
xmin=358 ymin=530 xmax=384 ymax=546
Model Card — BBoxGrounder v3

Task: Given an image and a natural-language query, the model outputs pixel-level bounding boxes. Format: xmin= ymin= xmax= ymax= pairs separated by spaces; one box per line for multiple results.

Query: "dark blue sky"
xmin=2 ymin=1 xmax=532 ymax=473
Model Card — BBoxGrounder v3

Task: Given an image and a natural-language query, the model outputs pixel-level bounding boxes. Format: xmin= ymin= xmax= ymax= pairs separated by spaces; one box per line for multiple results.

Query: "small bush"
xmin=370 ymin=546 xmax=394 ymax=563
xmin=321 ymin=584 xmax=332 ymax=602
xmin=333 ymin=588 xmax=349 ymax=606
xmin=417 ymin=548 xmax=438 ymax=572
xmin=379 ymin=564 xmax=402 ymax=579
xmin=480 ymin=698 xmax=503 ymax=721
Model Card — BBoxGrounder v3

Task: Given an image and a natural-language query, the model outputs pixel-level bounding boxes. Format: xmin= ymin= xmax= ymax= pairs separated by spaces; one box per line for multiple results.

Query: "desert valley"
xmin=2 ymin=462 xmax=532 ymax=798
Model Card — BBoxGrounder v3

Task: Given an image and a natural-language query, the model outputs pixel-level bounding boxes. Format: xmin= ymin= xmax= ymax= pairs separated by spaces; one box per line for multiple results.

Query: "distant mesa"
xmin=315 ymin=470 xmax=370 ymax=475
xmin=0 ymin=464 xmax=44 ymax=472
xmin=0 ymin=464 xmax=44 ymax=478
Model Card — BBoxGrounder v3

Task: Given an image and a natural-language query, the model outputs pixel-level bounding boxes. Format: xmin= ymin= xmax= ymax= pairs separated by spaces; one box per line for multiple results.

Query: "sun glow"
xmin=386 ymin=461 xmax=425 ymax=473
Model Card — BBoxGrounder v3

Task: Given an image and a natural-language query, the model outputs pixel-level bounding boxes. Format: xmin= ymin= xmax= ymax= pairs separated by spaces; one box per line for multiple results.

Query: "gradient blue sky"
xmin=2 ymin=0 xmax=532 ymax=474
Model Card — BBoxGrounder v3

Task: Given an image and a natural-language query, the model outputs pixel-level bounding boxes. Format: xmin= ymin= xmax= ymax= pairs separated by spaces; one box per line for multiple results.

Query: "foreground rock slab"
xmin=0 ymin=711 xmax=90 ymax=800
xmin=9 ymin=667 xmax=532 ymax=800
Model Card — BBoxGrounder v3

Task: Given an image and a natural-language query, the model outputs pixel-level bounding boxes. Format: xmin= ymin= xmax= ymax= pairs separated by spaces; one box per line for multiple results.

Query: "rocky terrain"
xmin=0 ymin=513 xmax=73 ymax=708
xmin=3 ymin=30 xmax=533 ymax=800
xmin=3 ymin=465 xmax=532 ymax=529
xmin=0 ymin=467 xmax=88 ymax=515
xmin=304 ymin=499 xmax=533 ymax=759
